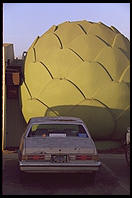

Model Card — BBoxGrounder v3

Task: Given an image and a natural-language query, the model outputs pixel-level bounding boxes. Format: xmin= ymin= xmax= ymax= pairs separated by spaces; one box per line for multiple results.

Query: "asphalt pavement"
xmin=2 ymin=150 xmax=130 ymax=195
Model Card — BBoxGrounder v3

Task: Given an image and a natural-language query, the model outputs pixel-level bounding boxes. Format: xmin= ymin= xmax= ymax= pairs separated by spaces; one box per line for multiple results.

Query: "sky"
xmin=3 ymin=3 xmax=130 ymax=59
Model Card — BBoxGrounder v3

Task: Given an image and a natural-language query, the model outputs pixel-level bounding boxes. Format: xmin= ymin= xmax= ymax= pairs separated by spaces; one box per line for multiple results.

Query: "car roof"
xmin=28 ymin=116 xmax=84 ymax=124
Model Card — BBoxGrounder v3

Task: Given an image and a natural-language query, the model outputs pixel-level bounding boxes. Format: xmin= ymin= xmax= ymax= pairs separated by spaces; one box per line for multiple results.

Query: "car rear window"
xmin=28 ymin=124 xmax=88 ymax=138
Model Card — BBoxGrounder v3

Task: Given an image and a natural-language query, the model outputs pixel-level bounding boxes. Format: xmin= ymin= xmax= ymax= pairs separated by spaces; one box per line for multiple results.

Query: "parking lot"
xmin=2 ymin=151 xmax=130 ymax=195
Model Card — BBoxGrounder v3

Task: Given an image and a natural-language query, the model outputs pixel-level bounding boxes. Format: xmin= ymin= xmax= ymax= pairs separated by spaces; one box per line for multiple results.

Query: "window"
xmin=28 ymin=124 xmax=88 ymax=138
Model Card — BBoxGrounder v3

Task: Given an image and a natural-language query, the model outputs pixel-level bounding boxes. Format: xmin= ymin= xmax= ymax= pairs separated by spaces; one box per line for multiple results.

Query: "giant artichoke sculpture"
xmin=21 ymin=20 xmax=130 ymax=141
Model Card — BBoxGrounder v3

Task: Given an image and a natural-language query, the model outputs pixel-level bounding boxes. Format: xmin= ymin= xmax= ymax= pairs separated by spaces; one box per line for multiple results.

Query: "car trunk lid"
xmin=24 ymin=137 xmax=96 ymax=155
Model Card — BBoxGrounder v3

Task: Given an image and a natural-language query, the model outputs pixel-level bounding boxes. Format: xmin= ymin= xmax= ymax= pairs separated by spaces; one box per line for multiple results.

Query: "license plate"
xmin=51 ymin=155 xmax=67 ymax=163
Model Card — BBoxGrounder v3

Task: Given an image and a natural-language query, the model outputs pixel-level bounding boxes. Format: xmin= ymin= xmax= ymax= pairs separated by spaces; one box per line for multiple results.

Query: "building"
xmin=3 ymin=43 xmax=14 ymax=66
xmin=3 ymin=43 xmax=26 ymax=150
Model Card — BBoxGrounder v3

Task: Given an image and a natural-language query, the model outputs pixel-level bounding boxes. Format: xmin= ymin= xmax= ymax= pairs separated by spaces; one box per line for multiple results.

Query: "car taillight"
xmin=76 ymin=155 xmax=93 ymax=160
xmin=29 ymin=155 xmax=45 ymax=160
xmin=69 ymin=154 xmax=99 ymax=161
xmin=22 ymin=155 xmax=45 ymax=160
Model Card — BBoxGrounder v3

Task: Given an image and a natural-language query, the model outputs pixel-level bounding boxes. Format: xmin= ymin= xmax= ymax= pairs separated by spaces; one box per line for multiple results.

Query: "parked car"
xmin=18 ymin=116 xmax=101 ymax=176
xmin=124 ymin=127 xmax=130 ymax=166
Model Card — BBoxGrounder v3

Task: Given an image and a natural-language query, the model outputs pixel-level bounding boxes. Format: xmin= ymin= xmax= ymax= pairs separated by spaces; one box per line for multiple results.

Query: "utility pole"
xmin=2 ymin=46 xmax=6 ymax=150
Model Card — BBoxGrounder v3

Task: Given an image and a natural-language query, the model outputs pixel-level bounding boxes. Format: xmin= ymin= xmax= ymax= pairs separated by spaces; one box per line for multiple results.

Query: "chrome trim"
xmin=19 ymin=161 xmax=101 ymax=173
xmin=19 ymin=161 xmax=101 ymax=167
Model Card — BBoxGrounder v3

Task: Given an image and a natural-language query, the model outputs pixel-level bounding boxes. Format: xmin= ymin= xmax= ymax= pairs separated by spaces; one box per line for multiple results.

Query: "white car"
xmin=125 ymin=127 xmax=130 ymax=166
xmin=18 ymin=117 xmax=101 ymax=175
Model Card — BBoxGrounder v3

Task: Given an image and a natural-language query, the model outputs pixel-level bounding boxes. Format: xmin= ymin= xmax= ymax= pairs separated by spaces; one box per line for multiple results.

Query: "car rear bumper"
xmin=19 ymin=161 xmax=101 ymax=173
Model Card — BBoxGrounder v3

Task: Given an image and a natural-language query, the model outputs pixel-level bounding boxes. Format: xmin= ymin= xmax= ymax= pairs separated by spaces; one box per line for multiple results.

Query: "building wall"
xmin=3 ymin=43 xmax=14 ymax=65
xmin=5 ymin=96 xmax=27 ymax=149
xmin=3 ymin=43 xmax=27 ymax=149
